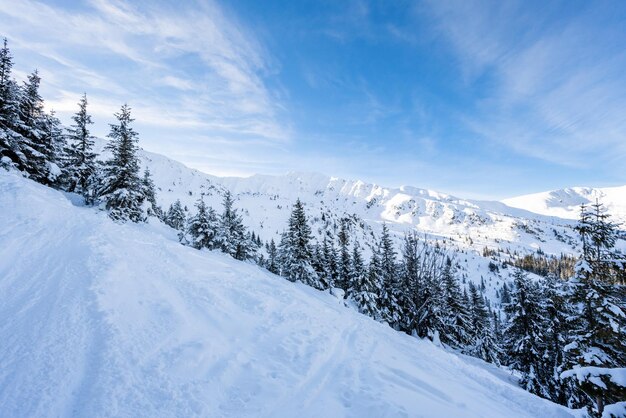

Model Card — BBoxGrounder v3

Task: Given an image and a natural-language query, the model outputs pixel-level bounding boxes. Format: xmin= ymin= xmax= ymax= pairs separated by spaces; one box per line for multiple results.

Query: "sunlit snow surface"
xmin=0 ymin=172 xmax=579 ymax=417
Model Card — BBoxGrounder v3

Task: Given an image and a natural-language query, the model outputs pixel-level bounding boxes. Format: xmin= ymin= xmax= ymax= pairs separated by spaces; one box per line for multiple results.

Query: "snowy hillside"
xmin=0 ymin=171 xmax=579 ymax=418
xmin=503 ymin=186 xmax=626 ymax=226
xmin=137 ymin=146 xmax=584 ymax=259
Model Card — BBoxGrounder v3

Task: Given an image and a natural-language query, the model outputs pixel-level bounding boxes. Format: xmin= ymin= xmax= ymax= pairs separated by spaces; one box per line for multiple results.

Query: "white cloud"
xmin=425 ymin=0 xmax=626 ymax=172
xmin=0 ymin=0 xmax=287 ymax=142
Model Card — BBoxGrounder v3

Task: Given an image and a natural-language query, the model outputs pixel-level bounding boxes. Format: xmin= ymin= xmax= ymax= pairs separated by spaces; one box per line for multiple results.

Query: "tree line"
xmin=0 ymin=39 xmax=158 ymax=222
xmin=2 ymin=38 xmax=624 ymax=417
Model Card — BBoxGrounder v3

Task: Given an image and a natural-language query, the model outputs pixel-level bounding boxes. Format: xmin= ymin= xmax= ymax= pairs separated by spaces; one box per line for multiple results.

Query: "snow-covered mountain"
xmin=503 ymin=185 xmax=626 ymax=226
xmin=0 ymin=171 xmax=578 ymax=418
xmin=141 ymin=147 xmax=584 ymax=257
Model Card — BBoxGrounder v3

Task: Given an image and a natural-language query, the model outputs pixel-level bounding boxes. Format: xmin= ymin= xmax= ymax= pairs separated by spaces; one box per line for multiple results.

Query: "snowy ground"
xmin=0 ymin=172 xmax=580 ymax=418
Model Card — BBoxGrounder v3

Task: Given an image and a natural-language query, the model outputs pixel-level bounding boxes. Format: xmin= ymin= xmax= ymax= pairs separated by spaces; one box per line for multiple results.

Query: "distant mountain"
xmin=502 ymin=185 xmax=626 ymax=227
xmin=132 ymin=145 xmax=597 ymax=308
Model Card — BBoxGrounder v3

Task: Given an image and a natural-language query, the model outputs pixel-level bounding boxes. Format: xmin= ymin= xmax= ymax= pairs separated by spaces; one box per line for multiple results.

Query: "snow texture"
xmin=0 ymin=171 xmax=579 ymax=418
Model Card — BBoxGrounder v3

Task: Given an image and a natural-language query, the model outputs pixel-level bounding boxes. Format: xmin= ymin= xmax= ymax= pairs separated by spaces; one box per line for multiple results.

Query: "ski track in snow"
xmin=0 ymin=172 xmax=580 ymax=418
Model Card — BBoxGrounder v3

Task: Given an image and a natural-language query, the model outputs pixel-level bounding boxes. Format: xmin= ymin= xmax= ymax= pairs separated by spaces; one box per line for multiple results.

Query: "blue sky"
xmin=1 ymin=0 xmax=625 ymax=199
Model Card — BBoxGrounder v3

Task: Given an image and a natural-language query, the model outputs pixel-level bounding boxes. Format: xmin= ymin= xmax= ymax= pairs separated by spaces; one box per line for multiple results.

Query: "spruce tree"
xmin=184 ymin=197 xmax=218 ymax=250
xmin=400 ymin=232 xmax=422 ymax=333
xmin=64 ymin=93 xmax=97 ymax=197
xmin=0 ymin=39 xmax=21 ymax=169
xmin=361 ymin=245 xmax=384 ymax=320
xmin=320 ymin=235 xmax=338 ymax=288
xmin=379 ymin=224 xmax=402 ymax=328
xmin=468 ymin=282 xmax=500 ymax=364
xmin=216 ymin=191 xmax=253 ymax=260
xmin=336 ymin=219 xmax=352 ymax=291
xmin=165 ymin=199 xmax=186 ymax=231
xmin=440 ymin=257 xmax=473 ymax=349
xmin=265 ymin=238 xmax=279 ymax=275
xmin=142 ymin=168 xmax=161 ymax=218
xmin=503 ymin=269 xmax=550 ymax=398
xmin=562 ymin=202 xmax=626 ymax=415
xmin=414 ymin=246 xmax=448 ymax=341
xmin=41 ymin=110 xmax=64 ymax=182
xmin=542 ymin=274 xmax=571 ymax=405
xmin=15 ymin=70 xmax=52 ymax=183
xmin=0 ymin=38 xmax=14 ymax=121
xmin=349 ymin=241 xmax=381 ymax=318
xmin=278 ymin=199 xmax=322 ymax=289
xmin=96 ymin=104 xmax=145 ymax=222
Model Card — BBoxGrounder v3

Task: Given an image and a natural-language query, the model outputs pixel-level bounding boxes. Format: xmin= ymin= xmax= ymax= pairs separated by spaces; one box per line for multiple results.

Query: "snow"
xmin=603 ymin=401 xmax=626 ymax=418
xmin=561 ymin=366 xmax=626 ymax=388
xmin=0 ymin=171 xmax=578 ymax=418
xmin=131 ymin=142 xmax=607 ymax=311
xmin=503 ymin=186 xmax=626 ymax=227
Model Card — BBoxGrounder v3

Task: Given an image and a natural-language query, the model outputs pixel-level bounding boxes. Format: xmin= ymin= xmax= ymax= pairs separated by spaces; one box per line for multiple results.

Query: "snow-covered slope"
xmin=503 ymin=186 xmax=626 ymax=226
xmin=0 ymin=172 xmax=578 ymax=418
xmin=139 ymin=147 xmax=583 ymax=259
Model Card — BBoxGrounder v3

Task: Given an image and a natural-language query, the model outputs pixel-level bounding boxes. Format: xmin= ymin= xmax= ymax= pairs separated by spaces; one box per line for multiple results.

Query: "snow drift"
xmin=0 ymin=172 xmax=578 ymax=418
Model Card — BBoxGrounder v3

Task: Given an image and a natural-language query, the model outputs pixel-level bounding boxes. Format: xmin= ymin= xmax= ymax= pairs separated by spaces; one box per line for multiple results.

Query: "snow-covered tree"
xmin=440 ymin=257 xmax=472 ymax=349
xmin=319 ymin=235 xmax=338 ymax=289
xmin=10 ymin=70 xmax=55 ymax=184
xmin=184 ymin=197 xmax=218 ymax=250
xmin=96 ymin=104 xmax=145 ymax=222
xmin=40 ymin=111 xmax=64 ymax=183
xmin=63 ymin=93 xmax=97 ymax=197
xmin=542 ymin=274 xmax=572 ymax=405
xmin=164 ymin=199 xmax=186 ymax=231
xmin=561 ymin=202 xmax=626 ymax=415
xmin=467 ymin=282 xmax=500 ymax=365
xmin=265 ymin=238 xmax=279 ymax=275
xmin=413 ymin=246 xmax=447 ymax=341
xmin=215 ymin=191 xmax=253 ymax=260
xmin=141 ymin=168 xmax=161 ymax=218
xmin=379 ymin=224 xmax=402 ymax=327
xmin=0 ymin=38 xmax=21 ymax=170
xmin=349 ymin=241 xmax=381 ymax=318
xmin=335 ymin=218 xmax=351 ymax=291
xmin=278 ymin=199 xmax=322 ymax=289
xmin=503 ymin=269 xmax=550 ymax=398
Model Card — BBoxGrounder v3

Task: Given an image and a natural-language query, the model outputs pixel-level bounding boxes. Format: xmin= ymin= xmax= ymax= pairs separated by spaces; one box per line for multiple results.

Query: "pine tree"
xmin=561 ymin=202 xmax=626 ymax=415
xmin=320 ymin=235 xmax=338 ymax=288
xmin=501 ymin=282 xmax=512 ymax=304
xmin=360 ymin=244 xmax=384 ymax=320
xmin=503 ymin=269 xmax=550 ymax=398
xmin=18 ymin=70 xmax=44 ymax=131
xmin=379 ymin=224 xmax=402 ymax=327
xmin=142 ymin=168 xmax=161 ymax=218
xmin=0 ymin=38 xmax=14 ymax=121
xmin=164 ymin=199 xmax=186 ymax=231
xmin=184 ymin=197 xmax=218 ymax=250
xmin=215 ymin=191 xmax=253 ymax=260
xmin=278 ymin=199 xmax=322 ymax=289
xmin=440 ymin=257 xmax=473 ymax=349
xmin=14 ymin=70 xmax=53 ymax=183
xmin=265 ymin=238 xmax=279 ymax=274
xmin=41 ymin=110 xmax=64 ymax=183
xmin=63 ymin=93 xmax=97 ymax=197
xmin=400 ymin=232 xmax=422 ymax=332
xmin=0 ymin=38 xmax=21 ymax=170
xmin=467 ymin=282 xmax=500 ymax=364
xmin=349 ymin=241 xmax=381 ymax=318
xmin=335 ymin=218 xmax=352 ymax=291
xmin=96 ymin=104 xmax=145 ymax=222
xmin=542 ymin=274 xmax=571 ymax=405
xmin=414 ymin=248 xmax=447 ymax=342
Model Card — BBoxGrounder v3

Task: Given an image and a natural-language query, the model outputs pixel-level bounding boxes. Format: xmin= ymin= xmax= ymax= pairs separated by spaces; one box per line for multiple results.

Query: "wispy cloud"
xmin=0 ymin=0 xmax=289 ymax=147
xmin=425 ymin=0 xmax=626 ymax=172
